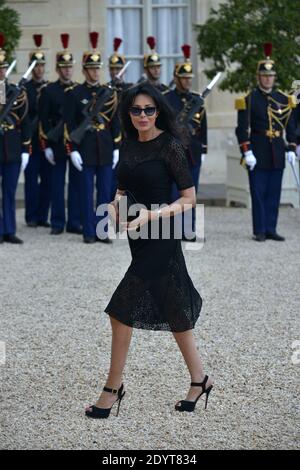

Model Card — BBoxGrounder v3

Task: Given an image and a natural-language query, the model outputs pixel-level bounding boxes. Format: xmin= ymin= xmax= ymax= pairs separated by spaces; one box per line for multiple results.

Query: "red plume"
xmin=0 ymin=33 xmax=5 ymax=49
xmin=61 ymin=33 xmax=69 ymax=50
xmin=263 ymin=42 xmax=273 ymax=58
xmin=33 ymin=34 xmax=43 ymax=48
xmin=89 ymin=31 xmax=99 ymax=49
xmin=182 ymin=44 xmax=191 ymax=60
xmin=114 ymin=37 xmax=122 ymax=52
xmin=147 ymin=36 xmax=156 ymax=51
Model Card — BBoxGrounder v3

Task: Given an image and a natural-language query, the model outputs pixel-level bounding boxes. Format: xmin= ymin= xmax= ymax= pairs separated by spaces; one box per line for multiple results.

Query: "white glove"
xmin=287 ymin=151 xmax=297 ymax=166
xmin=112 ymin=149 xmax=119 ymax=170
xmin=201 ymin=154 xmax=206 ymax=164
xmin=21 ymin=152 xmax=30 ymax=172
xmin=70 ymin=151 xmax=83 ymax=172
xmin=44 ymin=147 xmax=55 ymax=165
xmin=296 ymin=145 xmax=300 ymax=159
xmin=244 ymin=150 xmax=257 ymax=171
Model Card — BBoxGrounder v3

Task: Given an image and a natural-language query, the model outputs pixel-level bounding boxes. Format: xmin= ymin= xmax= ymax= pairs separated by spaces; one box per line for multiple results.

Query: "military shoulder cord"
xmin=267 ymin=95 xmax=292 ymax=130
xmin=247 ymin=91 xmax=252 ymax=138
xmin=1 ymin=90 xmax=28 ymax=126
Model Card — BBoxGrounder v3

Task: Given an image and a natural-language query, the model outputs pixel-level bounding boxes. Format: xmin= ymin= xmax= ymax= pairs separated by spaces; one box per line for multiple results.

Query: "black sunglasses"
xmin=129 ymin=106 xmax=157 ymax=117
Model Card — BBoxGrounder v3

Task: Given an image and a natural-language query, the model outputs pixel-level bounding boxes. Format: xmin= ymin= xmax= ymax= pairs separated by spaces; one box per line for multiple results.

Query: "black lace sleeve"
xmin=165 ymin=137 xmax=194 ymax=190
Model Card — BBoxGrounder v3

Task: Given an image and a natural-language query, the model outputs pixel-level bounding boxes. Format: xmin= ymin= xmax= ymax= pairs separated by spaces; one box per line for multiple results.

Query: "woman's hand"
xmin=121 ymin=208 xmax=150 ymax=232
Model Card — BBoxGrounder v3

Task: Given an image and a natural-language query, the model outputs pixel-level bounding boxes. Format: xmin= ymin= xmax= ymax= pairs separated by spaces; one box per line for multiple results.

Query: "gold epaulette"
xmin=64 ymin=82 xmax=79 ymax=93
xmin=278 ymin=89 xmax=297 ymax=109
xmin=235 ymin=96 xmax=247 ymax=110
xmin=288 ymin=94 xmax=297 ymax=108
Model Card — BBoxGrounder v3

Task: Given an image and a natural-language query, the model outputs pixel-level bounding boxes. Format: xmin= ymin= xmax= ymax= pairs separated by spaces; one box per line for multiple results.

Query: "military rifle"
xmin=70 ymin=85 xmax=112 ymax=145
xmin=0 ymin=60 xmax=36 ymax=133
xmin=177 ymin=72 xmax=222 ymax=132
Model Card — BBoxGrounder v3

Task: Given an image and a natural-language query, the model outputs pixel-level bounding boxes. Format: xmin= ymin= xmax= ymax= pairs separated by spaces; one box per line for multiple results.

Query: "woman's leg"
xmin=94 ymin=316 xmax=133 ymax=408
xmin=172 ymin=329 xmax=213 ymax=402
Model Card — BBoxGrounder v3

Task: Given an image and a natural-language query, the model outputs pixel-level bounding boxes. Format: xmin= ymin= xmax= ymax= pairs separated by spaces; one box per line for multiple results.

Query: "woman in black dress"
xmin=85 ymin=83 xmax=213 ymax=419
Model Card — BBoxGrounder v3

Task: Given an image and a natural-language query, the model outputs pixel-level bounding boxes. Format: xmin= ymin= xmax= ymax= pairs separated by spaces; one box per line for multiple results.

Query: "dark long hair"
xmin=119 ymin=82 xmax=187 ymax=144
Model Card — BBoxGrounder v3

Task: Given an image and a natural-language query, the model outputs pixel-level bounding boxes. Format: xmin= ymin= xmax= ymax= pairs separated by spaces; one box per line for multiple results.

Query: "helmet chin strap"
xmin=146 ymin=68 xmax=159 ymax=85
xmin=57 ymin=68 xmax=72 ymax=85
xmin=257 ymin=76 xmax=274 ymax=93
xmin=85 ymin=68 xmax=99 ymax=86
xmin=175 ymin=77 xmax=187 ymax=93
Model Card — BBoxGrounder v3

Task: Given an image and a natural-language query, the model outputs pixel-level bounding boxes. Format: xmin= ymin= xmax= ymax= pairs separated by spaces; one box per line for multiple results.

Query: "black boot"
xmin=27 ymin=221 xmax=38 ymax=228
xmin=3 ymin=234 xmax=24 ymax=244
xmin=66 ymin=226 xmax=83 ymax=235
xmin=266 ymin=232 xmax=285 ymax=241
xmin=252 ymin=233 xmax=266 ymax=242
xmin=50 ymin=228 xmax=64 ymax=235
xmin=37 ymin=221 xmax=50 ymax=227
xmin=83 ymin=236 xmax=96 ymax=244
xmin=96 ymin=236 xmax=113 ymax=244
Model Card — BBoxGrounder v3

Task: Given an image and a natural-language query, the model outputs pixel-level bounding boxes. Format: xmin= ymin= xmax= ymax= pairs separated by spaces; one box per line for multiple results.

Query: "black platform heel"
xmin=85 ymin=383 xmax=126 ymax=419
xmin=175 ymin=375 xmax=213 ymax=412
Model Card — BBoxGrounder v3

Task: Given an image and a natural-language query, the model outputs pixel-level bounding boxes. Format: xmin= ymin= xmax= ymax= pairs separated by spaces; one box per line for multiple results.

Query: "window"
xmin=106 ymin=0 xmax=190 ymax=85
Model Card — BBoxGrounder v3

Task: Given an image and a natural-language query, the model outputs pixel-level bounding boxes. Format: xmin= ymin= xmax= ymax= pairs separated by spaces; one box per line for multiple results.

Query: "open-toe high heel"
xmin=175 ymin=375 xmax=213 ymax=412
xmin=85 ymin=383 xmax=126 ymax=419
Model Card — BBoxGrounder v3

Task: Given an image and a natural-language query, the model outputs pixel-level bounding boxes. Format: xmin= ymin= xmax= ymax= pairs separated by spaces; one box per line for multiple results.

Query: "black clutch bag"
xmin=115 ymin=190 xmax=140 ymax=233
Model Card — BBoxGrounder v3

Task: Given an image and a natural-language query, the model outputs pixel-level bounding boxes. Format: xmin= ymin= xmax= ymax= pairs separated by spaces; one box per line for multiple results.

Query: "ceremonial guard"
xmin=165 ymin=44 xmax=207 ymax=240
xmin=108 ymin=38 xmax=132 ymax=95
xmin=39 ymin=34 xmax=81 ymax=235
xmin=0 ymin=33 xmax=31 ymax=244
xmin=64 ymin=32 xmax=120 ymax=244
xmin=292 ymin=81 xmax=300 ymax=157
xmin=140 ymin=36 xmax=169 ymax=94
xmin=107 ymin=37 xmax=131 ymax=199
xmin=235 ymin=43 xmax=297 ymax=241
xmin=24 ymin=34 xmax=51 ymax=228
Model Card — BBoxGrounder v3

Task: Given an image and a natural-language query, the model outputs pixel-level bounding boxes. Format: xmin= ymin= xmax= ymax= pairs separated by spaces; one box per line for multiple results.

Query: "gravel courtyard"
xmin=0 ymin=206 xmax=299 ymax=450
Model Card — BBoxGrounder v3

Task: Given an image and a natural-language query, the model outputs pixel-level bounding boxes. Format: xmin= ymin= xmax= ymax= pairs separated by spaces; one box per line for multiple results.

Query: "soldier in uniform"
xmin=165 ymin=44 xmax=207 ymax=240
xmin=140 ymin=36 xmax=169 ymax=94
xmin=292 ymin=82 xmax=300 ymax=158
xmin=39 ymin=33 xmax=82 ymax=235
xmin=24 ymin=34 xmax=51 ymax=228
xmin=0 ymin=33 xmax=31 ymax=244
xmin=108 ymin=37 xmax=132 ymax=94
xmin=235 ymin=43 xmax=297 ymax=242
xmin=64 ymin=32 xmax=120 ymax=244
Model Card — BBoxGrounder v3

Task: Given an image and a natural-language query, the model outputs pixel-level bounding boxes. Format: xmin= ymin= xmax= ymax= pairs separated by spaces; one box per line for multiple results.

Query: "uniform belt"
xmin=0 ymin=122 xmax=15 ymax=131
xmin=252 ymin=129 xmax=283 ymax=138
xmin=91 ymin=122 xmax=109 ymax=132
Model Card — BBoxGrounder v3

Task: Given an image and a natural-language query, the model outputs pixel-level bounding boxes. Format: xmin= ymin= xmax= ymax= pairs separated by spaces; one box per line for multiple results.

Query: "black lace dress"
xmin=104 ymin=131 xmax=202 ymax=332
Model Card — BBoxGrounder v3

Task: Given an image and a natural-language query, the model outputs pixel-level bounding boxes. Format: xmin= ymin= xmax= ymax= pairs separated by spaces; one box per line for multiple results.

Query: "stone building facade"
xmin=8 ymin=0 xmax=237 ymax=185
